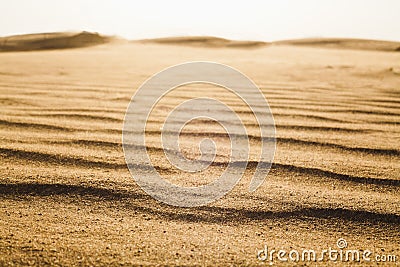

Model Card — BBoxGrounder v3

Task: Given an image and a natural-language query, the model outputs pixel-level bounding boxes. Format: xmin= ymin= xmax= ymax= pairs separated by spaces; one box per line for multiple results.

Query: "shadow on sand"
xmin=0 ymin=182 xmax=399 ymax=225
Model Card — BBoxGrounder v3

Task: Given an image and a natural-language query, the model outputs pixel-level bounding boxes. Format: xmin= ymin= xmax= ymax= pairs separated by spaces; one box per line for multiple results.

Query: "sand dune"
xmin=0 ymin=31 xmax=113 ymax=52
xmin=0 ymin=37 xmax=399 ymax=265
xmin=1 ymin=31 xmax=399 ymax=52
xmin=275 ymin=37 xmax=400 ymax=52
xmin=138 ymin=36 xmax=268 ymax=48
xmin=138 ymin=36 xmax=400 ymax=52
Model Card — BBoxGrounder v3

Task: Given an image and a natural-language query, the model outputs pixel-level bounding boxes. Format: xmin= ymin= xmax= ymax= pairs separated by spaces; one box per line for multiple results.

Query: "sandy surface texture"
xmin=0 ymin=38 xmax=399 ymax=266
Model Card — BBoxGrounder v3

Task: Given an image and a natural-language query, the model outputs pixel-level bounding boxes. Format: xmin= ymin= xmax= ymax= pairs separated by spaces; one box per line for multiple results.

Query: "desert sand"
xmin=0 ymin=32 xmax=399 ymax=266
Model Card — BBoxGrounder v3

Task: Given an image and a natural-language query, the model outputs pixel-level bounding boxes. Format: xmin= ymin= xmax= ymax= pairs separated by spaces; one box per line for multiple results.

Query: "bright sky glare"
xmin=1 ymin=0 xmax=399 ymax=41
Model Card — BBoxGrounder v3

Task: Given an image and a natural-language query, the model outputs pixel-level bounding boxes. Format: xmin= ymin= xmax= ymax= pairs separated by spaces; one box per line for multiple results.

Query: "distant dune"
xmin=275 ymin=37 xmax=400 ymax=52
xmin=0 ymin=31 xmax=113 ymax=52
xmin=137 ymin=36 xmax=400 ymax=52
xmin=138 ymin=36 xmax=268 ymax=48
xmin=1 ymin=32 xmax=400 ymax=52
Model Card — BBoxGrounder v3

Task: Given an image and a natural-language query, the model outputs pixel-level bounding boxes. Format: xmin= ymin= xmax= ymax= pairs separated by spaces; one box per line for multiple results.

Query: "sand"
xmin=275 ymin=37 xmax=400 ymax=52
xmin=138 ymin=36 xmax=268 ymax=48
xmin=0 ymin=32 xmax=115 ymax=52
xmin=140 ymin=36 xmax=400 ymax=51
xmin=0 ymin=34 xmax=399 ymax=266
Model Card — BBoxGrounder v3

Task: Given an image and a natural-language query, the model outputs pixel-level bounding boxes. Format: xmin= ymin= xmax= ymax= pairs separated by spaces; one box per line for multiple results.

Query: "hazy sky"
xmin=1 ymin=0 xmax=400 ymax=41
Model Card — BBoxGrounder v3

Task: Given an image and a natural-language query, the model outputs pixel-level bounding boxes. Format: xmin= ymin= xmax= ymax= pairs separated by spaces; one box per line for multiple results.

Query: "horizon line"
xmin=1 ymin=30 xmax=400 ymax=44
